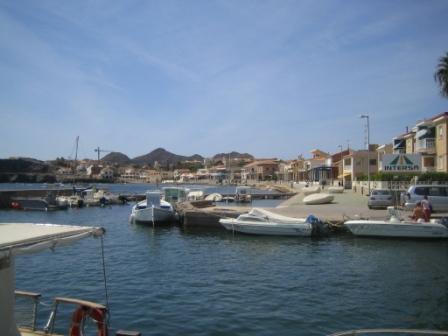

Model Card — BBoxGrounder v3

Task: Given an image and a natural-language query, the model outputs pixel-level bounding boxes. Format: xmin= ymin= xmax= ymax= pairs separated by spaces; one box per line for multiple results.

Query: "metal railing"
xmin=416 ymin=138 xmax=436 ymax=152
xmin=14 ymin=290 xmax=41 ymax=331
xmin=328 ymin=328 xmax=448 ymax=335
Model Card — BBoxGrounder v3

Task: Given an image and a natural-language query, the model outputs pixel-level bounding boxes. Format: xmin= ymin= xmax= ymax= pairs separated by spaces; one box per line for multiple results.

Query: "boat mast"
xmin=74 ymin=136 xmax=79 ymax=163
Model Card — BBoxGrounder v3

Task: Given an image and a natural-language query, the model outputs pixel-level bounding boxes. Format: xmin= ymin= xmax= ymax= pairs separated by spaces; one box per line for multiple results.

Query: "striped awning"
xmin=416 ymin=128 xmax=428 ymax=139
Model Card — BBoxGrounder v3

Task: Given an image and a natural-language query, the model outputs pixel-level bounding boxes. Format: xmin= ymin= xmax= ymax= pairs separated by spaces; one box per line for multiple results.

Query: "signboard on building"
xmin=382 ymin=154 xmax=421 ymax=172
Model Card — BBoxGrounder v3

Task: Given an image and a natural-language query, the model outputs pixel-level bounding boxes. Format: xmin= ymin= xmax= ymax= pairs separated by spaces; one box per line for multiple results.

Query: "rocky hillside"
xmin=0 ymin=158 xmax=56 ymax=183
xmin=212 ymin=151 xmax=254 ymax=161
xmin=132 ymin=148 xmax=203 ymax=166
xmin=101 ymin=152 xmax=131 ymax=164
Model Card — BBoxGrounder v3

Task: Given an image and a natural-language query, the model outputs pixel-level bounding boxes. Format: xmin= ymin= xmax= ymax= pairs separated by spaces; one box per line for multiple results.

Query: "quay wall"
xmin=0 ymin=188 xmax=74 ymax=208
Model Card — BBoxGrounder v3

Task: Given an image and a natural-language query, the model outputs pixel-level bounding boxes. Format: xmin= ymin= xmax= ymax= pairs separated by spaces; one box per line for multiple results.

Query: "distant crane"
xmin=94 ymin=147 xmax=114 ymax=162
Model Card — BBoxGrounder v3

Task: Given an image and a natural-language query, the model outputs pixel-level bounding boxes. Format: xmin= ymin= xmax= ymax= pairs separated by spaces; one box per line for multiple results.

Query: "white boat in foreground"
xmin=0 ymin=223 xmax=137 ymax=336
xmin=344 ymin=208 xmax=448 ymax=238
xmin=130 ymin=191 xmax=175 ymax=224
xmin=219 ymin=208 xmax=321 ymax=236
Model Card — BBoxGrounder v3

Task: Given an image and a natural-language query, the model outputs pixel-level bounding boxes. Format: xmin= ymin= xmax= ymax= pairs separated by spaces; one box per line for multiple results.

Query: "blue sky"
xmin=1 ymin=0 xmax=447 ymax=161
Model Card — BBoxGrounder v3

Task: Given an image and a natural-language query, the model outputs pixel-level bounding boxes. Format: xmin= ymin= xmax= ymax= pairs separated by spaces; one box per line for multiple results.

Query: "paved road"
xmin=272 ymin=186 xmax=397 ymax=222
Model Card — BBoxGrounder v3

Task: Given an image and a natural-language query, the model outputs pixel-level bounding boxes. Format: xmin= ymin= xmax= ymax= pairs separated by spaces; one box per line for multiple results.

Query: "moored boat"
xmin=344 ymin=207 xmax=448 ymax=238
xmin=219 ymin=208 xmax=323 ymax=236
xmin=344 ymin=218 xmax=448 ymax=238
xmin=130 ymin=191 xmax=175 ymax=224
xmin=204 ymin=193 xmax=223 ymax=202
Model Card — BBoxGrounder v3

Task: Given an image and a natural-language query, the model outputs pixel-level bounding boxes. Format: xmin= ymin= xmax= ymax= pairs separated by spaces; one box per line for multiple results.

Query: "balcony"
xmin=416 ymin=138 xmax=435 ymax=153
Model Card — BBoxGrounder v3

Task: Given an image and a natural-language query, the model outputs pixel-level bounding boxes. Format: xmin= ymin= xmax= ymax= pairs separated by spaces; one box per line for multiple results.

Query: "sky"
xmin=1 ymin=0 xmax=447 ymax=161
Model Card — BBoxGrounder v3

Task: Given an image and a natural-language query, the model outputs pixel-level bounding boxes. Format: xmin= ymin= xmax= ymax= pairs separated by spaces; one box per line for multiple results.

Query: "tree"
xmin=434 ymin=52 xmax=448 ymax=98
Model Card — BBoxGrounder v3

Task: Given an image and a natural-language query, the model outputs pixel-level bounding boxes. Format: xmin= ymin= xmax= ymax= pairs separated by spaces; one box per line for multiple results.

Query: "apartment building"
xmin=391 ymin=112 xmax=448 ymax=173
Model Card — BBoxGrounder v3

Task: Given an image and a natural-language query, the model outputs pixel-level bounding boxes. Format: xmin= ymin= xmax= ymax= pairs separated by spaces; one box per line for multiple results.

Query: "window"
xmin=414 ymin=187 xmax=428 ymax=196
xmin=429 ymin=187 xmax=447 ymax=197
xmin=369 ymin=159 xmax=377 ymax=166
xmin=439 ymin=125 xmax=444 ymax=139
xmin=423 ymin=157 xmax=435 ymax=167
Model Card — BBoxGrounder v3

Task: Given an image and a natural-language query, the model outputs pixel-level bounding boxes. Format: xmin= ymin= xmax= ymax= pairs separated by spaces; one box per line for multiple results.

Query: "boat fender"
xmin=69 ymin=305 xmax=108 ymax=336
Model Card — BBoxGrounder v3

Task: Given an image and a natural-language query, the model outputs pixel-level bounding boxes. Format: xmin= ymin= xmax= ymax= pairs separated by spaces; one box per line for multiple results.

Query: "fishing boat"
xmin=219 ymin=208 xmax=322 ymax=236
xmin=130 ymin=191 xmax=175 ymax=224
xmin=235 ymin=186 xmax=252 ymax=203
xmin=344 ymin=208 xmax=448 ymax=238
xmin=0 ymin=222 xmax=139 ymax=336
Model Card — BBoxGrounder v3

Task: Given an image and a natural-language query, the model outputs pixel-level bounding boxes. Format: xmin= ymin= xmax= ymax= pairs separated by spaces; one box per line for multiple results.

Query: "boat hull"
xmin=220 ymin=219 xmax=312 ymax=236
xmin=131 ymin=207 xmax=175 ymax=224
xmin=344 ymin=220 xmax=448 ymax=238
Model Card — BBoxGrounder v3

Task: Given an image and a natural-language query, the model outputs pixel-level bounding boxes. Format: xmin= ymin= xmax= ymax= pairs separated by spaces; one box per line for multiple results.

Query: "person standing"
xmin=421 ymin=195 xmax=432 ymax=222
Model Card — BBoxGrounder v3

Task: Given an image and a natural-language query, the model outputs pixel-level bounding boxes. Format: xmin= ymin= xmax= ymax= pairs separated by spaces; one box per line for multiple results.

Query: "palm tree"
xmin=434 ymin=52 xmax=448 ymax=98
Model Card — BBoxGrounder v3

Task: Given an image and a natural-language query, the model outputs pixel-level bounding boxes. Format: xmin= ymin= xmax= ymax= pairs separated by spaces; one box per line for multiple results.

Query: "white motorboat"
xmin=219 ymin=208 xmax=321 ymax=236
xmin=344 ymin=208 xmax=448 ymax=238
xmin=130 ymin=191 xmax=175 ymax=224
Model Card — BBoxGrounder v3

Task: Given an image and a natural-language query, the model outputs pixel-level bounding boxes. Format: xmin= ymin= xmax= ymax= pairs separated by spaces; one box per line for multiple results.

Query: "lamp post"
xmin=360 ymin=114 xmax=370 ymax=195
xmin=338 ymin=145 xmax=343 ymax=186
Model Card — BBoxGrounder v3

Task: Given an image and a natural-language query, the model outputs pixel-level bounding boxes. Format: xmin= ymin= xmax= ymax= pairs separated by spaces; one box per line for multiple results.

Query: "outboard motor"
xmin=440 ymin=217 xmax=448 ymax=228
xmin=306 ymin=214 xmax=329 ymax=237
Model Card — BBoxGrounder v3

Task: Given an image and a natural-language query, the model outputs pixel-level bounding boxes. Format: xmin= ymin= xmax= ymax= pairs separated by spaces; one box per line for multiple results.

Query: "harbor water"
xmin=1 ymin=184 xmax=448 ymax=335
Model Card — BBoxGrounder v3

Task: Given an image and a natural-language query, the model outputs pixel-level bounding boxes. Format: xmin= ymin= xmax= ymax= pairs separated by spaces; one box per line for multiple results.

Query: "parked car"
xmin=403 ymin=185 xmax=448 ymax=212
xmin=368 ymin=189 xmax=394 ymax=209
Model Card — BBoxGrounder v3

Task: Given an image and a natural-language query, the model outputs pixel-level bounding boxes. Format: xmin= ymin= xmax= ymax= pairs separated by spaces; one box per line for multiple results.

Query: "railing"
xmin=416 ymin=138 xmax=435 ymax=152
xmin=15 ymin=290 xmax=41 ymax=331
xmin=328 ymin=329 xmax=448 ymax=335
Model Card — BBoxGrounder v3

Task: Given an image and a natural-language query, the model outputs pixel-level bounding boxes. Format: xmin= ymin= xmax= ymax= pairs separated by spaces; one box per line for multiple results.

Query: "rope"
xmin=100 ymin=236 xmax=110 ymax=327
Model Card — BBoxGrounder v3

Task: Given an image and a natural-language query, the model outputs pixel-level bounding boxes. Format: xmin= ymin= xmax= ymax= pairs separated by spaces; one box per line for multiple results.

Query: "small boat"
xmin=205 ymin=193 xmax=223 ymax=202
xmin=344 ymin=208 xmax=448 ymax=238
xmin=302 ymin=186 xmax=321 ymax=196
xmin=130 ymin=191 xmax=176 ymax=224
xmin=219 ymin=208 xmax=322 ymax=236
xmin=0 ymin=222 xmax=139 ymax=336
xmin=328 ymin=186 xmax=344 ymax=193
xmin=235 ymin=186 xmax=252 ymax=203
xmin=11 ymin=194 xmax=68 ymax=211
xmin=303 ymin=193 xmax=334 ymax=205
xmin=56 ymin=194 xmax=84 ymax=208
xmin=187 ymin=190 xmax=204 ymax=201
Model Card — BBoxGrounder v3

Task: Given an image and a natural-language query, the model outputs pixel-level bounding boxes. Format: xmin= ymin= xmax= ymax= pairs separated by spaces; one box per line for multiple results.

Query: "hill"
xmin=132 ymin=148 xmax=203 ymax=166
xmin=212 ymin=151 xmax=254 ymax=161
xmin=101 ymin=152 xmax=131 ymax=164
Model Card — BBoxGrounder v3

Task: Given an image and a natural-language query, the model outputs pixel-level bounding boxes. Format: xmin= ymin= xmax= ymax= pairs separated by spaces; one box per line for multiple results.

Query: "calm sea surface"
xmin=2 ymin=183 xmax=448 ymax=335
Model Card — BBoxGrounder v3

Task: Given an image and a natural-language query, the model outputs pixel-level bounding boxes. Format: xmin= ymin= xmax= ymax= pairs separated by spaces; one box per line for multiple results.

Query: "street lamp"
xmin=360 ymin=114 xmax=370 ymax=195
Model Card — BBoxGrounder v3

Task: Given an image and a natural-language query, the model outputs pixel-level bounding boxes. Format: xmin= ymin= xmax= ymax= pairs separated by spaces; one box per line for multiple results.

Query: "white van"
xmin=403 ymin=185 xmax=448 ymax=212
